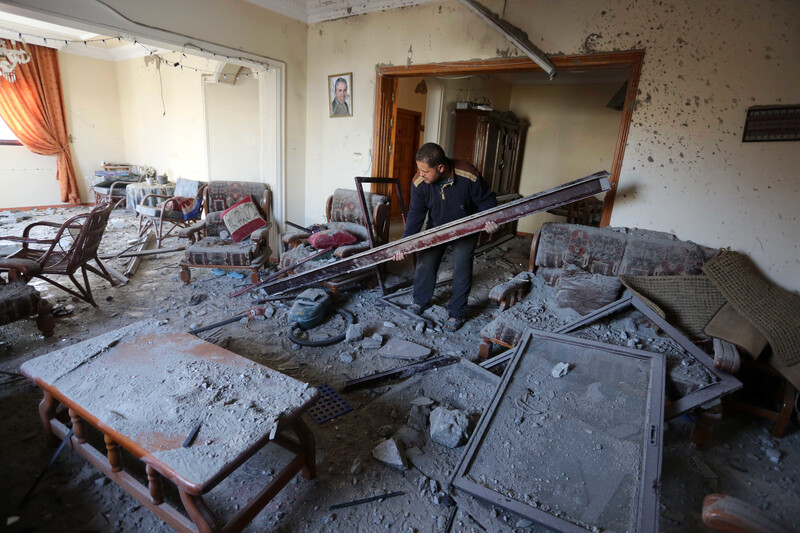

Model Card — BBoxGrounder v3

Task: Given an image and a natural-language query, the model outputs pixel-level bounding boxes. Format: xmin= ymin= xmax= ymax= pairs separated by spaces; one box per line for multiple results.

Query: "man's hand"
xmin=483 ymin=221 xmax=499 ymax=234
xmin=393 ymin=252 xmax=405 ymax=261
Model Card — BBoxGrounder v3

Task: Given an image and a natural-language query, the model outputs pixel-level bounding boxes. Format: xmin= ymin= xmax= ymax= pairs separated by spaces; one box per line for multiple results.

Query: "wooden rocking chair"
xmin=0 ymin=203 xmax=118 ymax=307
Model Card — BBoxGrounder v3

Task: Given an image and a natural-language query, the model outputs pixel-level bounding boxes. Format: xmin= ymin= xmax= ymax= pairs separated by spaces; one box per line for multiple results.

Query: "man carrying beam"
xmin=393 ymin=143 xmax=499 ymax=332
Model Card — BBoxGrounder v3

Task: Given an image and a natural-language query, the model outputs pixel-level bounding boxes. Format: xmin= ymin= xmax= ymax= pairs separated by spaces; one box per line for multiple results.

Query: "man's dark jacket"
xmin=402 ymin=160 xmax=496 ymax=238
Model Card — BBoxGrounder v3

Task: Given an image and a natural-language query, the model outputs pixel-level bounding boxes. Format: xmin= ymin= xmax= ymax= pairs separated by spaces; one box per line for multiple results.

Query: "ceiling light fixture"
xmin=0 ymin=43 xmax=31 ymax=83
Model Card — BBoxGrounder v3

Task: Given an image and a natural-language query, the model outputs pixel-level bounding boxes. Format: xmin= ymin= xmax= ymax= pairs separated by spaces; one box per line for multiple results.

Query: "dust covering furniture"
xmin=0 ymin=258 xmax=54 ymax=336
xmin=279 ymin=188 xmax=389 ymax=291
xmin=135 ymin=178 xmax=205 ymax=248
xmin=480 ymin=222 xmax=717 ymax=357
xmin=0 ymin=202 xmax=117 ymax=307
xmin=179 ymin=181 xmax=272 ymax=284
xmin=21 ymin=323 xmax=318 ymax=533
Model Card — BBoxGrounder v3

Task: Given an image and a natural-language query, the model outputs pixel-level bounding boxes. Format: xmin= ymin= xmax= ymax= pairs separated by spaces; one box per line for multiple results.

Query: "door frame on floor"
xmin=371 ymin=50 xmax=645 ymax=227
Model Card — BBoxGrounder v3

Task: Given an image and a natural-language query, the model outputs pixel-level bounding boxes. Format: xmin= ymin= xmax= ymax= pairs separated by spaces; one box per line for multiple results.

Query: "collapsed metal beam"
xmin=248 ymin=171 xmax=610 ymax=296
xmin=457 ymin=0 xmax=557 ymax=79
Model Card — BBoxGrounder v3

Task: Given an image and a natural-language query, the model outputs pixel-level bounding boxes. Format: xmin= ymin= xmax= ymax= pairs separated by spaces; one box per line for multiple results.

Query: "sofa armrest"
xmin=334 ymin=241 xmax=370 ymax=258
xmin=488 ymin=276 xmax=532 ymax=313
xmin=250 ymin=225 xmax=270 ymax=243
xmin=179 ymin=219 xmax=206 ymax=243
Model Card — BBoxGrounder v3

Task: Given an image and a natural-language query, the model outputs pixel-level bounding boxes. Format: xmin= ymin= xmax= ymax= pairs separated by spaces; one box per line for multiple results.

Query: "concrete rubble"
xmin=0 ymin=206 xmax=798 ymax=532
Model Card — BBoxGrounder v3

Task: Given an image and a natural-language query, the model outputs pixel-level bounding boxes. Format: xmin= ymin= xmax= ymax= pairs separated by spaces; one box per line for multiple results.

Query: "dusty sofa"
xmin=479 ymin=222 xmax=718 ymax=358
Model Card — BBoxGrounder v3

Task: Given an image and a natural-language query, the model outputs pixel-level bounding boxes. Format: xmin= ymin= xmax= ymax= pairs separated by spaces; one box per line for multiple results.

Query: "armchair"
xmin=135 ymin=178 xmax=206 ymax=248
xmin=179 ymin=181 xmax=272 ymax=285
xmin=279 ymin=188 xmax=389 ymax=291
xmin=0 ymin=258 xmax=54 ymax=337
xmin=0 ymin=203 xmax=116 ymax=307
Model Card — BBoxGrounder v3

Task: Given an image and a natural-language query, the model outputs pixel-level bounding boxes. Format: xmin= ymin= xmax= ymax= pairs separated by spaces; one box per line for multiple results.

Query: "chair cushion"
xmin=221 ymin=197 xmax=267 ymax=242
xmin=554 ymin=266 xmax=622 ymax=315
xmin=135 ymin=204 xmax=183 ymax=219
xmin=307 ymin=229 xmax=357 ymax=250
xmin=184 ymin=237 xmax=255 ymax=266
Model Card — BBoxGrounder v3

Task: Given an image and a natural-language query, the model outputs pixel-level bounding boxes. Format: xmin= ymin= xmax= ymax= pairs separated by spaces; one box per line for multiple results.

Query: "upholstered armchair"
xmin=279 ymin=188 xmax=390 ymax=272
xmin=0 ymin=258 xmax=55 ymax=337
xmin=179 ymin=180 xmax=272 ymax=285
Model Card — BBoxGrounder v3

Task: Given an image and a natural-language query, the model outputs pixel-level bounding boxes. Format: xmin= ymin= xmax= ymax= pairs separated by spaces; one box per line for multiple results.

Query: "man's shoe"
xmin=443 ymin=317 xmax=465 ymax=332
xmin=408 ymin=303 xmax=425 ymax=315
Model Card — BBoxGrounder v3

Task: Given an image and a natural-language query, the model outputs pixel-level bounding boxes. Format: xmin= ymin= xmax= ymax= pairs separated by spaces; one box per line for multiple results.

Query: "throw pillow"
xmin=307 ymin=228 xmax=357 ymax=250
xmin=164 ymin=196 xmax=200 ymax=220
xmin=221 ymin=197 xmax=266 ymax=242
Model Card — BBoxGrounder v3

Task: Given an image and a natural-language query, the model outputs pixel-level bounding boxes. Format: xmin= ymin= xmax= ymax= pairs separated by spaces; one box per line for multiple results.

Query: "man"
xmin=331 ymin=77 xmax=350 ymax=116
xmin=393 ymin=142 xmax=498 ymax=332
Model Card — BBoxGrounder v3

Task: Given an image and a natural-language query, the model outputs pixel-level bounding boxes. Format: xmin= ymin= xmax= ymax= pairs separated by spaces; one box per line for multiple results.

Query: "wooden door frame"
xmin=371 ymin=50 xmax=645 ymax=227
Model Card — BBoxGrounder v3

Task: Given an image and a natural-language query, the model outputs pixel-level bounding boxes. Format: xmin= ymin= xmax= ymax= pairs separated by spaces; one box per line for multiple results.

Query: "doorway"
xmin=390 ymin=108 xmax=422 ymax=218
xmin=371 ymin=51 xmax=645 ymax=228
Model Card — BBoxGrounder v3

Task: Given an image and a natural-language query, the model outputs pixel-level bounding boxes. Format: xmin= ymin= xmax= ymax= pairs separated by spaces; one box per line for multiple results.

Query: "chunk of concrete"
xmin=429 ymin=406 xmax=469 ymax=448
xmin=346 ymin=323 xmax=365 ymax=342
xmin=551 ymin=362 xmax=571 ymax=378
xmin=378 ymin=338 xmax=431 ymax=360
xmin=408 ymin=404 xmax=431 ymax=431
xmin=371 ymin=438 xmax=408 ymax=471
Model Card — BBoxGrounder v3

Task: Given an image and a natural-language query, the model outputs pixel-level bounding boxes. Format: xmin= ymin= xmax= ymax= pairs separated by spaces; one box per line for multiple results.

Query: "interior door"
xmin=390 ymin=108 xmax=421 ymax=217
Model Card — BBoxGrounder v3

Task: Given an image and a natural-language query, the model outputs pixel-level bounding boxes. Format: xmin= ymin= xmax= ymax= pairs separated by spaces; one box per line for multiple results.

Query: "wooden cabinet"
xmin=452 ymin=109 xmax=528 ymax=241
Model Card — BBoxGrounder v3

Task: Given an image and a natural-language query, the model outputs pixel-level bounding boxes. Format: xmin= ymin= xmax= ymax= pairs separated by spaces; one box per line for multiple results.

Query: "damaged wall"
xmin=305 ymin=0 xmax=800 ymax=291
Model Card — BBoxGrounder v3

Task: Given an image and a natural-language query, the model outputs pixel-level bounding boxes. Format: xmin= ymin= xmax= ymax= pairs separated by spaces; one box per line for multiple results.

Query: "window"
xmin=0 ymin=116 xmax=22 ymax=146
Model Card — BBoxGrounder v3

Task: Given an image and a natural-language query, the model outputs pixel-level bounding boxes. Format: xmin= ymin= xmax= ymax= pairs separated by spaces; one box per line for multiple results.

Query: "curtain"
xmin=0 ymin=41 xmax=81 ymax=205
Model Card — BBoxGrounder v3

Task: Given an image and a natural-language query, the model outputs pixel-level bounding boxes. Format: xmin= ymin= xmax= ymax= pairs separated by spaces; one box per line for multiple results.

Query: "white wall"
xmin=510 ymin=82 xmax=623 ymax=234
xmin=305 ymin=0 xmax=800 ymax=291
xmin=59 ymin=52 xmax=126 ymax=203
xmin=0 ymin=146 xmax=58 ymax=208
xmin=114 ymin=53 xmax=211 ymax=181
xmin=204 ymin=76 xmax=261 ymax=181
xmin=1 ymin=0 xmax=308 ymax=223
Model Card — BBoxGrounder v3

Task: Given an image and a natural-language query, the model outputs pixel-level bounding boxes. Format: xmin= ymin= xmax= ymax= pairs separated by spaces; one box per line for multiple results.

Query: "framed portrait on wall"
xmin=329 ymin=72 xmax=353 ymax=117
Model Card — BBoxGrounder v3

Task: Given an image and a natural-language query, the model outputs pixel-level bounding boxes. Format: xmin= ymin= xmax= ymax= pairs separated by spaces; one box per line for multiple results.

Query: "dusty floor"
xmin=1 ymin=206 xmax=799 ymax=532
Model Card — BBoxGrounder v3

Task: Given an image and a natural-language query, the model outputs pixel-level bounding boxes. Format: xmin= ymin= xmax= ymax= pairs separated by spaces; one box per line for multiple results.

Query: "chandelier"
xmin=0 ymin=42 xmax=31 ymax=83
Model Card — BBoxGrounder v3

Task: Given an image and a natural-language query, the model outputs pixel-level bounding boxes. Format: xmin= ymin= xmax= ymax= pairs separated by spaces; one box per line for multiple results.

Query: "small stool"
xmin=0 ymin=258 xmax=54 ymax=337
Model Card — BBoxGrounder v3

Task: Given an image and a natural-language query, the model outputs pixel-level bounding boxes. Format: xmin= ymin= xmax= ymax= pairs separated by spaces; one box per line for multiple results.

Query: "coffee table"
xmin=21 ymin=322 xmax=318 ymax=533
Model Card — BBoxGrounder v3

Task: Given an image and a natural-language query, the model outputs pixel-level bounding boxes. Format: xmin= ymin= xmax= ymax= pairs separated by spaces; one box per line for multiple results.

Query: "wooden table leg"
xmin=38 ymin=391 xmax=59 ymax=447
xmin=69 ymin=408 xmax=87 ymax=444
xmin=691 ymin=403 xmax=724 ymax=450
xmin=104 ymin=434 xmax=123 ymax=472
xmin=293 ymin=418 xmax=316 ymax=480
xmin=146 ymin=465 xmax=164 ymax=505
xmin=179 ymin=491 xmax=219 ymax=533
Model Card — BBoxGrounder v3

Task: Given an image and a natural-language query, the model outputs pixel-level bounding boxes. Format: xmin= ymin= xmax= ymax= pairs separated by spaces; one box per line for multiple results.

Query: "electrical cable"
xmin=287 ymin=308 xmax=355 ymax=347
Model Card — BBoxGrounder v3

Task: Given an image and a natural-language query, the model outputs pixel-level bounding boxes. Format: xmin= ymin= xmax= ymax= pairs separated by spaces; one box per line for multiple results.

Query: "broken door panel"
xmin=481 ymin=291 xmax=743 ymax=420
xmin=453 ymin=330 xmax=664 ymax=533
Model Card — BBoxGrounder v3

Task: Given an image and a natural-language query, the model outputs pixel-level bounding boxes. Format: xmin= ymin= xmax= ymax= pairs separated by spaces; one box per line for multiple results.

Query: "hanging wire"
xmin=0 ymin=24 xmax=270 ymax=77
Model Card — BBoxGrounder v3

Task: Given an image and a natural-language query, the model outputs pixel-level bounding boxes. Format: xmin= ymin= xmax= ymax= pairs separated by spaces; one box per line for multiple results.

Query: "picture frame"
xmin=329 ymin=72 xmax=353 ymax=117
